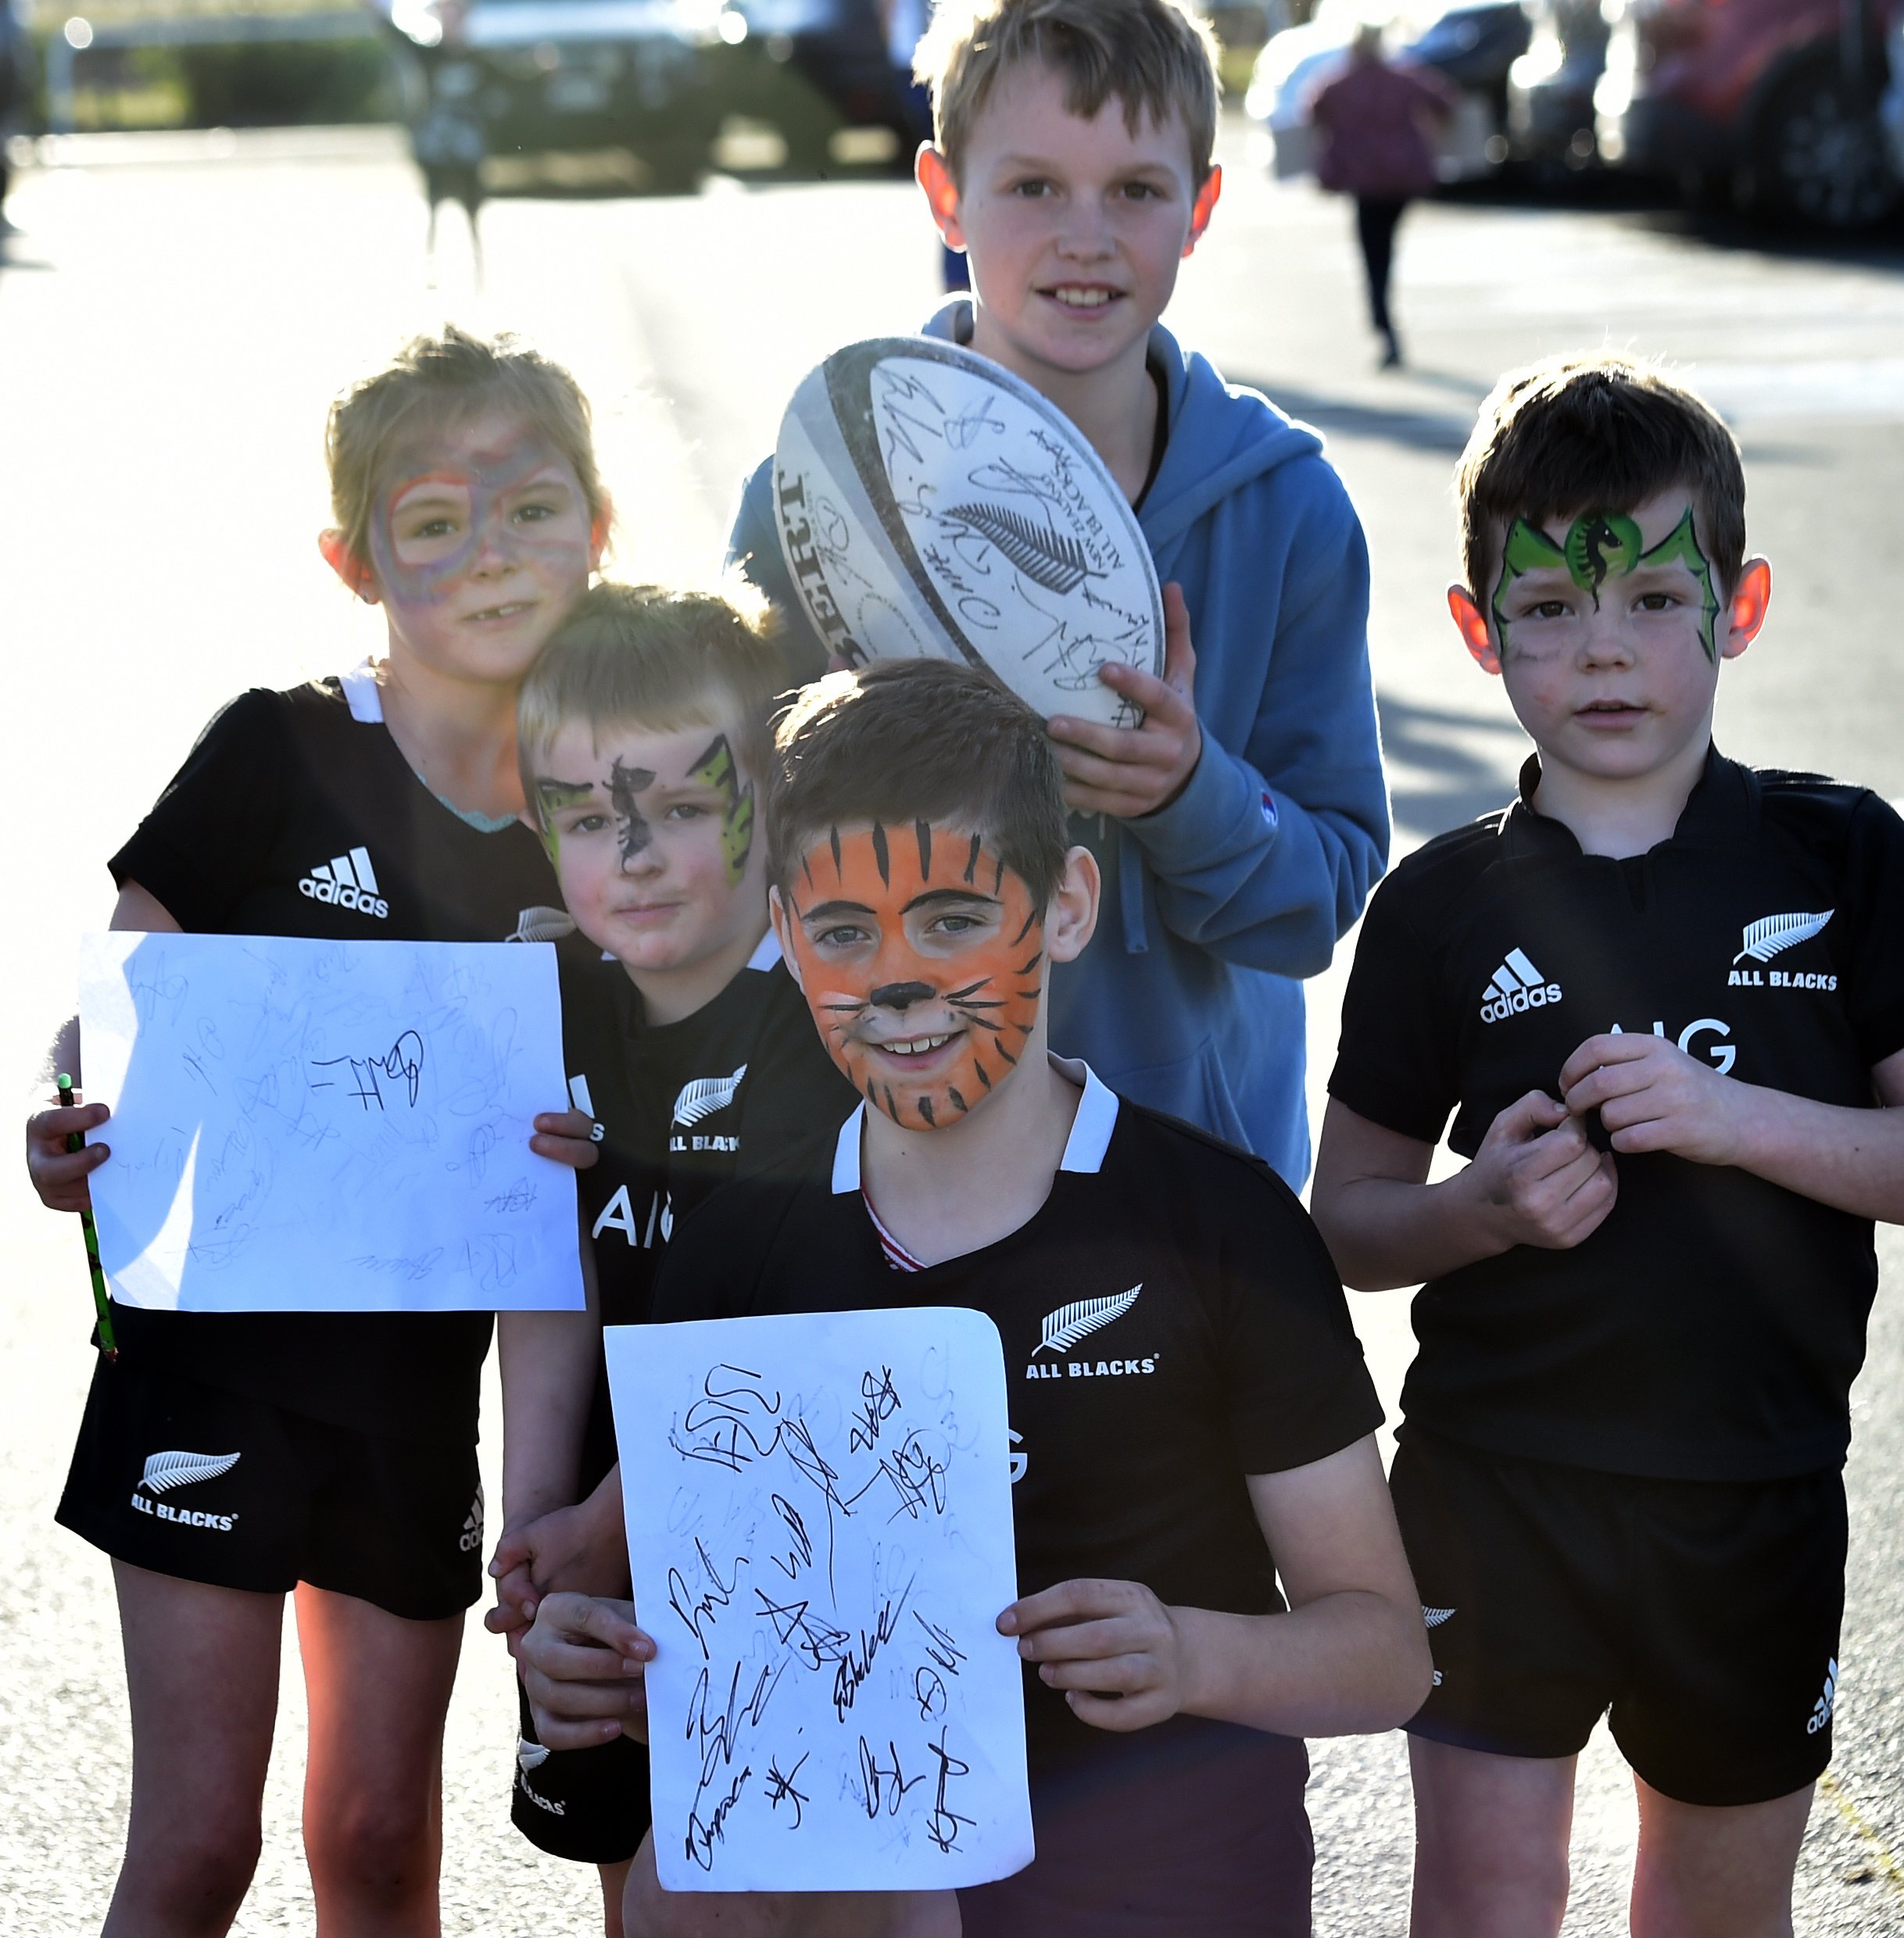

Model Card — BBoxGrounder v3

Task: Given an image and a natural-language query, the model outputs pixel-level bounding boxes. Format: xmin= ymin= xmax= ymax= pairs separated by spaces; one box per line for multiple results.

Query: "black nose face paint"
xmin=869 ymin=981 xmax=936 ymax=1011
xmin=608 ymin=758 xmax=656 ymax=867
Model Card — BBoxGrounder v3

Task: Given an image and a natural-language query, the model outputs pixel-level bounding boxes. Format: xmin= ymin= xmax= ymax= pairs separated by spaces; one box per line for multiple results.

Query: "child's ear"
xmin=1184 ymin=164 xmax=1222 ymax=258
xmin=1720 ymin=557 xmax=1771 ymax=662
xmin=915 ymin=146 xmax=966 ymax=252
xmin=768 ymin=886 xmax=803 ymax=991
xmin=319 ymin=530 xmax=378 ymax=603
xmin=1448 ymin=585 xmax=1501 ymax=675
xmin=1045 ymin=846 xmax=1101 ymax=966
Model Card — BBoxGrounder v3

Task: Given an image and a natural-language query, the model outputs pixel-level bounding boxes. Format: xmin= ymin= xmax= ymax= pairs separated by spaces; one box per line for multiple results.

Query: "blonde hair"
xmin=517 ymin=581 xmax=789 ymax=820
xmin=914 ymin=0 xmax=1222 ymax=184
xmin=325 ymin=326 xmax=607 ymax=569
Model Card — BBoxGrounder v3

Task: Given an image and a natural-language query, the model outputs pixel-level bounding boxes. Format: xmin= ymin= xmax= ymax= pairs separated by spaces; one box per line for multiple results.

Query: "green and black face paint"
xmin=1491 ymin=507 xmax=1723 ymax=662
xmin=686 ymin=733 xmax=755 ymax=886
xmin=533 ymin=776 xmax=592 ymax=864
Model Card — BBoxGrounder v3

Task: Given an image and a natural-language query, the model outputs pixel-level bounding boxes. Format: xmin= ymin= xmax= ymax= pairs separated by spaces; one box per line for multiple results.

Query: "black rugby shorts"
xmin=958 ymin=1722 xmax=1312 ymax=1936
xmin=1390 ymin=1426 xmax=1845 ymax=1807
xmin=510 ymin=1676 xmax=653 ymax=1865
xmin=56 ymin=1353 xmax=484 ymax=1621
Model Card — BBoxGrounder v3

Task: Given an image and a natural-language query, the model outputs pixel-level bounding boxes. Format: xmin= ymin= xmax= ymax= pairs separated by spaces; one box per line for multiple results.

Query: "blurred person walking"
xmin=407 ymin=0 xmax=489 ymax=277
xmin=1309 ymin=21 xmax=1456 ymax=368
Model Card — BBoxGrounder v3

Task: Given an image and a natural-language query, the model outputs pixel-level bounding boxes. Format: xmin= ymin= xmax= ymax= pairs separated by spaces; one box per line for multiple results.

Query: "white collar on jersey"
xmin=341 ymin=659 xmax=385 ymax=724
xmin=830 ymin=1055 xmax=1118 ymax=1194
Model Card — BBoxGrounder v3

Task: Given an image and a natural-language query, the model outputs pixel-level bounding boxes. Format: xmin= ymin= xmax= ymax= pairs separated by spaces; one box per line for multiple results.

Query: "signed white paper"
xmin=77 ymin=931 xmax=584 ymax=1314
xmin=607 ymin=1308 xmax=1033 ymax=1893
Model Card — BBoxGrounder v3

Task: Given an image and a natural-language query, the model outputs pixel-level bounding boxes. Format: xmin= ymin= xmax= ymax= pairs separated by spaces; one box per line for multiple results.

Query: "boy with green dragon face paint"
xmin=1312 ymin=355 xmax=1904 ymax=1938
xmin=1493 ymin=506 xmax=1724 ymax=663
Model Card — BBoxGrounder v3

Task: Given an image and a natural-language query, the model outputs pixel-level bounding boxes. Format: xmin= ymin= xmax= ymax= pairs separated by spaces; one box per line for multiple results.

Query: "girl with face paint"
xmin=25 ymin=329 xmax=612 ymax=1938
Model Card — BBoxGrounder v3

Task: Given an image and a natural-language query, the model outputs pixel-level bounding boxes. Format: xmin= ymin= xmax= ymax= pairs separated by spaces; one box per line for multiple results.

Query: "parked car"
xmin=1594 ymin=0 xmax=1903 ymax=227
xmin=718 ymin=0 xmax=917 ymax=169
xmin=378 ymin=0 xmax=726 ymax=191
xmin=1244 ymin=0 xmax=1530 ymax=184
xmin=1507 ymin=0 xmax=1610 ymax=170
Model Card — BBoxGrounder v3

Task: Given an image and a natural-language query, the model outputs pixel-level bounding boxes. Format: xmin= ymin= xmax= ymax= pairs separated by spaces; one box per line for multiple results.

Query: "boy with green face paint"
xmin=1493 ymin=505 xmax=1723 ymax=663
xmin=490 ymin=583 xmax=857 ymax=1931
xmin=1309 ymin=355 xmax=1904 ymax=1938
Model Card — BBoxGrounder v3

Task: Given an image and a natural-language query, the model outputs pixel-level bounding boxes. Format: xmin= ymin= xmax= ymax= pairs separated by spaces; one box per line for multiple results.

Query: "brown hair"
xmin=1458 ymin=355 xmax=1746 ymax=606
xmin=915 ymin=0 xmax=1221 ymax=185
xmin=768 ymin=660 xmax=1072 ymax=910
xmin=325 ymin=326 xmax=607 ymax=570
xmin=517 ymin=581 xmax=788 ymax=817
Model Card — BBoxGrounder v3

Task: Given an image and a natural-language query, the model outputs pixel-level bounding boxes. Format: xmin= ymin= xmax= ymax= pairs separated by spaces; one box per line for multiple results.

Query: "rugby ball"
xmin=771 ymin=337 xmax=1165 ymax=727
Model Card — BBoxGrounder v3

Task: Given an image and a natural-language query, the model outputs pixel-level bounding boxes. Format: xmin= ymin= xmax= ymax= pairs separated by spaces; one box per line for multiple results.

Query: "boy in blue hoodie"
xmin=728 ymin=0 xmax=1388 ymax=1185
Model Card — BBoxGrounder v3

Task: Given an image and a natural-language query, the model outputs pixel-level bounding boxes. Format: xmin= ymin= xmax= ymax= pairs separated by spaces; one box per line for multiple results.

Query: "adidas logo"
xmin=459 ymin=1485 xmax=484 ymax=1555
xmin=673 ymin=1065 xmax=747 ymax=1128
xmin=1480 ymin=948 xmax=1562 ymax=1024
xmin=299 ymin=846 xmax=388 ymax=919
xmin=1806 ymin=1657 xmax=1838 ymax=1736
xmin=567 ymin=1074 xmax=606 ymax=1143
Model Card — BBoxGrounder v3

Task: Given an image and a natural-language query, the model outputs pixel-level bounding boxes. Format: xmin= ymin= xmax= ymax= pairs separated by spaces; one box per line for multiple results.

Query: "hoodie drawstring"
xmin=1118 ymin=828 xmax=1149 ymax=955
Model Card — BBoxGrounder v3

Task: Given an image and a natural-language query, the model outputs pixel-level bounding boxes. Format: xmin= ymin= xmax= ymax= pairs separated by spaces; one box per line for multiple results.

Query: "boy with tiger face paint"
xmin=780 ymin=819 xmax=1047 ymax=1132
xmin=518 ymin=657 xmax=1430 ymax=1938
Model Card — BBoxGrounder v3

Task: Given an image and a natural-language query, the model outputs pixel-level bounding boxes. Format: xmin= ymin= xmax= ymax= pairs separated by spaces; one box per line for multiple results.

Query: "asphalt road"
xmin=2 ymin=116 xmax=1901 ymax=1935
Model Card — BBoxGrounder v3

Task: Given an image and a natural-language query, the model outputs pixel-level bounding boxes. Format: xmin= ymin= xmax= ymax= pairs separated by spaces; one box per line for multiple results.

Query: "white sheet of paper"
xmin=77 ymin=931 xmax=583 ymax=1314
xmin=607 ymin=1307 xmax=1033 ymax=1893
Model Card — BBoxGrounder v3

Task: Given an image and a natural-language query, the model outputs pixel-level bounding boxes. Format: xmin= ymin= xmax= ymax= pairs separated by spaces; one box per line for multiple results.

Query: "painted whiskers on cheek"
xmin=787 ymin=821 xmax=1043 ymax=1132
xmin=686 ymin=734 xmax=756 ymax=886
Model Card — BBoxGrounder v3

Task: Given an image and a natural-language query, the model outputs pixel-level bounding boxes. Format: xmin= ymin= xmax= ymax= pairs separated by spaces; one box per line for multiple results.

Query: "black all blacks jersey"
xmin=560 ymin=941 xmax=857 ymax=1485
xmin=105 ymin=670 xmax=573 ymax=1446
xmin=650 ymin=1061 xmax=1383 ymax=1777
xmin=1331 ymin=749 xmax=1904 ymax=1482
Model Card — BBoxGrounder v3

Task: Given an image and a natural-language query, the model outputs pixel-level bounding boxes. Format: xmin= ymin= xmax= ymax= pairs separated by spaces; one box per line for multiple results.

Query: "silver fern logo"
xmin=138 ymin=1450 xmax=241 ymax=1496
xmin=1734 ymin=910 xmax=1832 ymax=964
xmin=1423 ymin=1606 xmax=1457 ymax=1629
xmin=507 ymin=904 xmax=577 ymax=944
xmin=672 ymin=1064 xmax=747 ymax=1128
xmin=1033 ymin=1285 xmax=1142 ymax=1356
xmin=945 ymin=503 xmax=1104 ymax=596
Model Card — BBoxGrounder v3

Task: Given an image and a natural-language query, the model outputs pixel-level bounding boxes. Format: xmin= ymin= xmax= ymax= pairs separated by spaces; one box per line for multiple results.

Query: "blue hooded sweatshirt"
xmin=730 ymin=301 xmax=1389 ymax=1185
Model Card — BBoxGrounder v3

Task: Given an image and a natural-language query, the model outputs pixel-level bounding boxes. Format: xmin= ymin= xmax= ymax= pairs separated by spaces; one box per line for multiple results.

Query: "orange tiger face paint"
xmin=782 ymin=820 xmax=1044 ymax=1132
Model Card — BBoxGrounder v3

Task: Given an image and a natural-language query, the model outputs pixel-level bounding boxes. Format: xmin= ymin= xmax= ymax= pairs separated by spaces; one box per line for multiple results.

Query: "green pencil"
xmin=55 ymin=1073 xmax=118 ymax=1361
